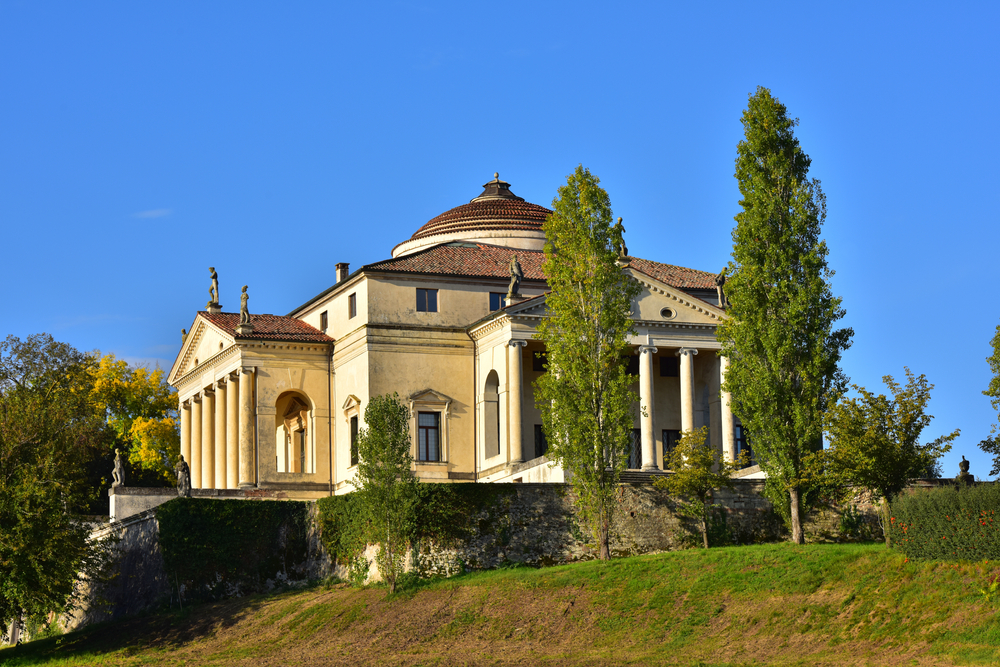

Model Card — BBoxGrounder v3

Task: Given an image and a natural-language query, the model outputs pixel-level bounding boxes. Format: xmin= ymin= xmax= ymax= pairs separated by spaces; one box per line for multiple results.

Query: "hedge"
xmin=889 ymin=484 xmax=1000 ymax=561
xmin=157 ymin=497 xmax=310 ymax=600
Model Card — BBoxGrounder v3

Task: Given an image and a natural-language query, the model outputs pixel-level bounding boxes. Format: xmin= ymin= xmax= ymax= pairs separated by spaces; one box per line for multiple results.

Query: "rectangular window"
xmin=416 ymin=288 xmax=438 ymax=313
xmin=532 ymin=351 xmax=547 ymax=372
xmin=299 ymin=430 xmax=307 ymax=473
xmin=489 ymin=292 xmax=505 ymax=311
xmin=662 ymin=429 xmax=681 ymax=467
xmin=350 ymin=416 xmax=359 ymax=467
xmin=348 ymin=293 xmax=357 ymax=319
xmin=533 ymin=424 xmax=548 ymax=459
xmin=660 ymin=356 xmax=679 ymax=377
xmin=320 ymin=310 xmax=328 ymax=332
xmin=628 ymin=428 xmax=642 ymax=469
xmin=418 ymin=412 xmax=440 ymax=461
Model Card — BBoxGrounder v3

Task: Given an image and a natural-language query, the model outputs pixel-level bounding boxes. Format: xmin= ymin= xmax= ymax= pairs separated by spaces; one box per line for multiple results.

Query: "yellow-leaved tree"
xmin=90 ymin=354 xmax=179 ymax=485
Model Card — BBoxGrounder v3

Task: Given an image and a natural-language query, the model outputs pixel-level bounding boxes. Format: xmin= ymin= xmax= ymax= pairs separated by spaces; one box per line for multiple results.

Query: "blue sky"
xmin=2 ymin=2 xmax=998 ymax=478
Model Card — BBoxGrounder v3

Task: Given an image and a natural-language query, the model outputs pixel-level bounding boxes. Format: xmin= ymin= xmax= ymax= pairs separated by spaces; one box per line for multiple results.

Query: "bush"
xmin=889 ymin=484 xmax=1000 ymax=560
xmin=157 ymin=497 xmax=310 ymax=600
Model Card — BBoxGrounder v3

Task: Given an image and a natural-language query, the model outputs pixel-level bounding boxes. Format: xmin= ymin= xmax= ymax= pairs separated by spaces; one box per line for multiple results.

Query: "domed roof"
xmin=392 ymin=174 xmax=551 ymax=258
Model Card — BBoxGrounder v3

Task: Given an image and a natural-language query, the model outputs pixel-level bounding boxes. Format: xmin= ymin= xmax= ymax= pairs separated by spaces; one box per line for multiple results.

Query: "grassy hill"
xmin=2 ymin=543 xmax=999 ymax=666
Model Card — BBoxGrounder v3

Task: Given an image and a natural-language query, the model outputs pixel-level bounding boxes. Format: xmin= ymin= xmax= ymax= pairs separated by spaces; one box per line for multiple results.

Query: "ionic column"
xmin=508 ymin=340 xmax=527 ymax=464
xmin=677 ymin=348 xmax=698 ymax=433
xmin=239 ymin=367 xmax=256 ymax=488
xmin=227 ymin=373 xmax=239 ymax=489
xmin=202 ymin=389 xmax=215 ymax=488
xmin=191 ymin=395 xmax=202 ymax=488
xmin=638 ymin=346 xmax=658 ymax=471
xmin=180 ymin=400 xmax=191 ymax=468
xmin=720 ymin=355 xmax=736 ymax=463
xmin=214 ymin=380 xmax=227 ymax=489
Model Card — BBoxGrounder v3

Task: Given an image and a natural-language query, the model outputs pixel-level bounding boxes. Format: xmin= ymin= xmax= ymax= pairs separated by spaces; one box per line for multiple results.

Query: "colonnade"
xmin=179 ymin=367 xmax=256 ymax=489
xmin=504 ymin=341 xmax=737 ymax=471
xmin=635 ymin=346 xmax=737 ymax=469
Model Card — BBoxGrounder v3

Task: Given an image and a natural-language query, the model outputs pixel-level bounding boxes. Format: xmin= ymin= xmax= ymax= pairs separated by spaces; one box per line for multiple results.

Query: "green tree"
xmin=824 ymin=369 xmax=958 ymax=543
xmin=978 ymin=435 xmax=1000 ymax=477
xmin=653 ymin=426 xmax=748 ymax=549
xmin=985 ymin=319 xmax=1000 ymax=433
xmin=534 ymin=165 xmax=641 ymax=561
xmin=353 ymin=393 xmax=417 ymax=593
xmin=0 ymin=334 xmax=109 ymax=636
xmin=90 ymin=354 xmax=179 ymax=486
xmin=717 ymin=87 xmax=854 ymax=544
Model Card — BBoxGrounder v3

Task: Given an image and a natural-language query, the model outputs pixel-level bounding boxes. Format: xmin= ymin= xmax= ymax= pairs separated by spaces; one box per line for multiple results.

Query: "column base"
xmin=641 ymin=464 xmax=659 ymax=472
xmin=238 ymin=482 xmax=257 ymax=490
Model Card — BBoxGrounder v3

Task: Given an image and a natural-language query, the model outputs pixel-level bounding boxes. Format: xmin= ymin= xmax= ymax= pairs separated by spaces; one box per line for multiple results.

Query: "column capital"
xmin=215 ymin=376 xmax=228 ymax=387
xmin=192 ymin=394 xmax=203 ymax=403
xmin=240 ymin=366 xmax=256 ymax=375
xmin=508 ymin=339 xmax=528 ymax=348
xmin=203 ymin=388 xmax=216 ymax=398
xmin=181 ymin=398 xmax=192 ymax=409
xmin=676 ymin=347 xmax=699 ymax=357
xmin=638 ymin=345 xmax=658 ymax=355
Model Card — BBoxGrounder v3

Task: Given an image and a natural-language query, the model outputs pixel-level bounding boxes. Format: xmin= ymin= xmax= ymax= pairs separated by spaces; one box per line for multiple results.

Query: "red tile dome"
xmin=392 ymin=174 xmax=551 ymax=257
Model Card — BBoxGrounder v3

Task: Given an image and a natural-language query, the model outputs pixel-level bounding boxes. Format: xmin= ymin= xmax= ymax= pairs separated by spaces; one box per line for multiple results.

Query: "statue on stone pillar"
xmin=715 ymin=268 xmax=729 ymax=308
xmin=612 ymin=217 xmax=628 ymax=259
xmin=240 ymin=285 xmax=250 ymax=324
xmin=955 ymin=456 xmax=975 ymax=487
xmin=111 ymin=448 xmax=125 ymax=487
xmin=175 ymin=455 xmax=191 ymax=497
xmin=507 ymin=255 xmax=523 ymax=299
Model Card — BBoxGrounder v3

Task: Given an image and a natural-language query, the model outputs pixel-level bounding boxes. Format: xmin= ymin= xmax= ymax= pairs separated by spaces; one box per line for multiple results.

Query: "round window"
xmin=660 ymin=307 xmax=675 ymax=320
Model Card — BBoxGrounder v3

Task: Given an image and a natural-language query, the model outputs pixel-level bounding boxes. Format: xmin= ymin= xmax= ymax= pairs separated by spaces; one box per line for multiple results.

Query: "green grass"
xmin=3 ymin=543 xmax=1000 ymax=666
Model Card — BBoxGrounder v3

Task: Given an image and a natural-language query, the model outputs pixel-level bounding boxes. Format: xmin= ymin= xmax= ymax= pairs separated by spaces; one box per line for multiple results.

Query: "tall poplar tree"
xmin=535 ymin=165 xmax=640 ymax=560
xmin=717 ymin=87 xmax=853 ymax=544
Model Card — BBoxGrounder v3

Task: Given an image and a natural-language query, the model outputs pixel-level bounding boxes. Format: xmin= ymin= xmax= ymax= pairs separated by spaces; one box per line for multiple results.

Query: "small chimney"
xmin=336 ymin=262 xmax=350 ymax=283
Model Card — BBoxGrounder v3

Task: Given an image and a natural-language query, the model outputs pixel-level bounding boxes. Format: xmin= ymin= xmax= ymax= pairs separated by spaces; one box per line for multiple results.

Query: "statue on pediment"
xmin=240 ymin=285 xmax=250 ymax=324
xmin=209 ymin=267 xmax=219 ymax=304
xmin=612 ymin=217 xmax=628 ymax=259
xmin=507 ymin=255 xmax=523 ymax=299
xmin=715 ymin=268 xmax=729 ymax=308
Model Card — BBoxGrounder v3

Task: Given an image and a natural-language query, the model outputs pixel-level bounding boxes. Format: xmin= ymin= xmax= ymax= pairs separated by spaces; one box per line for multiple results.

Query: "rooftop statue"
xmin=208 ymin=267 xmax=219 ymax=305
xmin=612 ymin=217 xmax=628 ymax=259
xmin=507 ymin=254 xmax=523 ymax=299
xmin=240 ymin=285 xmax=250 ymax=324
xmin=715 ymin=268 xmax=728 ymax=308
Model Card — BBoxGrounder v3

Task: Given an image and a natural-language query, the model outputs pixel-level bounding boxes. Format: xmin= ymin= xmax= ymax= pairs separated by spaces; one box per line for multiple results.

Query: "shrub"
xmin=889 ymin=484 xmax=1000 ymax=560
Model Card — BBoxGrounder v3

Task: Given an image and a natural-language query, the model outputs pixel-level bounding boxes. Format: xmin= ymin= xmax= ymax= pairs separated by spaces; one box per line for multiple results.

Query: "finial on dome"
xmin=494 ymin=172 xmax=499 ymax=179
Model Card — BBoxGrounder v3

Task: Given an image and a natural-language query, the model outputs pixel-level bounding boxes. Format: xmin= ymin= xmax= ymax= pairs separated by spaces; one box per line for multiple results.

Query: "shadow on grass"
xmin=0 ymin=584 xmax=318 ymax=666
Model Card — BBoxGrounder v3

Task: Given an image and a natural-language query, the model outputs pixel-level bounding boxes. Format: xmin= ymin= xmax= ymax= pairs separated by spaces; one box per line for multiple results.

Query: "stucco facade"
xmin=168 ymin=174 xmax=749 ymax=499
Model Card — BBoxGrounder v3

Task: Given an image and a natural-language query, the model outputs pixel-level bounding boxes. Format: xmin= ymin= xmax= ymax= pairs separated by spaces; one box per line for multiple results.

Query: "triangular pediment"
xmin=625 ymin=267 xmax=725 ymax=325
xmin=168 ymin=314 xmax=237 ymax=385
xmin=408 ymin=388 xmax=453 ymax=405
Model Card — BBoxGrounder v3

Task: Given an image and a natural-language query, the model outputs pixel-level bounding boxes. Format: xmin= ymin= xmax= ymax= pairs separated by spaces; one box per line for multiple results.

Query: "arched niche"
xmin=275 ymin=391 xmax=314 ymax=474
xmin=484 ymin=370 xmax=500 ymax=459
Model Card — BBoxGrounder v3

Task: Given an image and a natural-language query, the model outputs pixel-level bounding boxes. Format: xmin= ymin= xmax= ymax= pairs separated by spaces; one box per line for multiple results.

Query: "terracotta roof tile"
xmin=366 ymin=243 xmax=717 ymax=291
xmin=200 ymin=312 xmax=333 ymax=343
xmin=367 ymin=243 xmax=546 ymax=280
xmin=410 ymin=199 xmax=552 ymax=241
xmin=626 ymin=256 xmax=718 ymax=290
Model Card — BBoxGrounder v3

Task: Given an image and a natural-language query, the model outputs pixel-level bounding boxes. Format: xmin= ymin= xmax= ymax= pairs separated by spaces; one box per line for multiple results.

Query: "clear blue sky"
xmin=2 ymin=2 xmax=998 ymax=478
